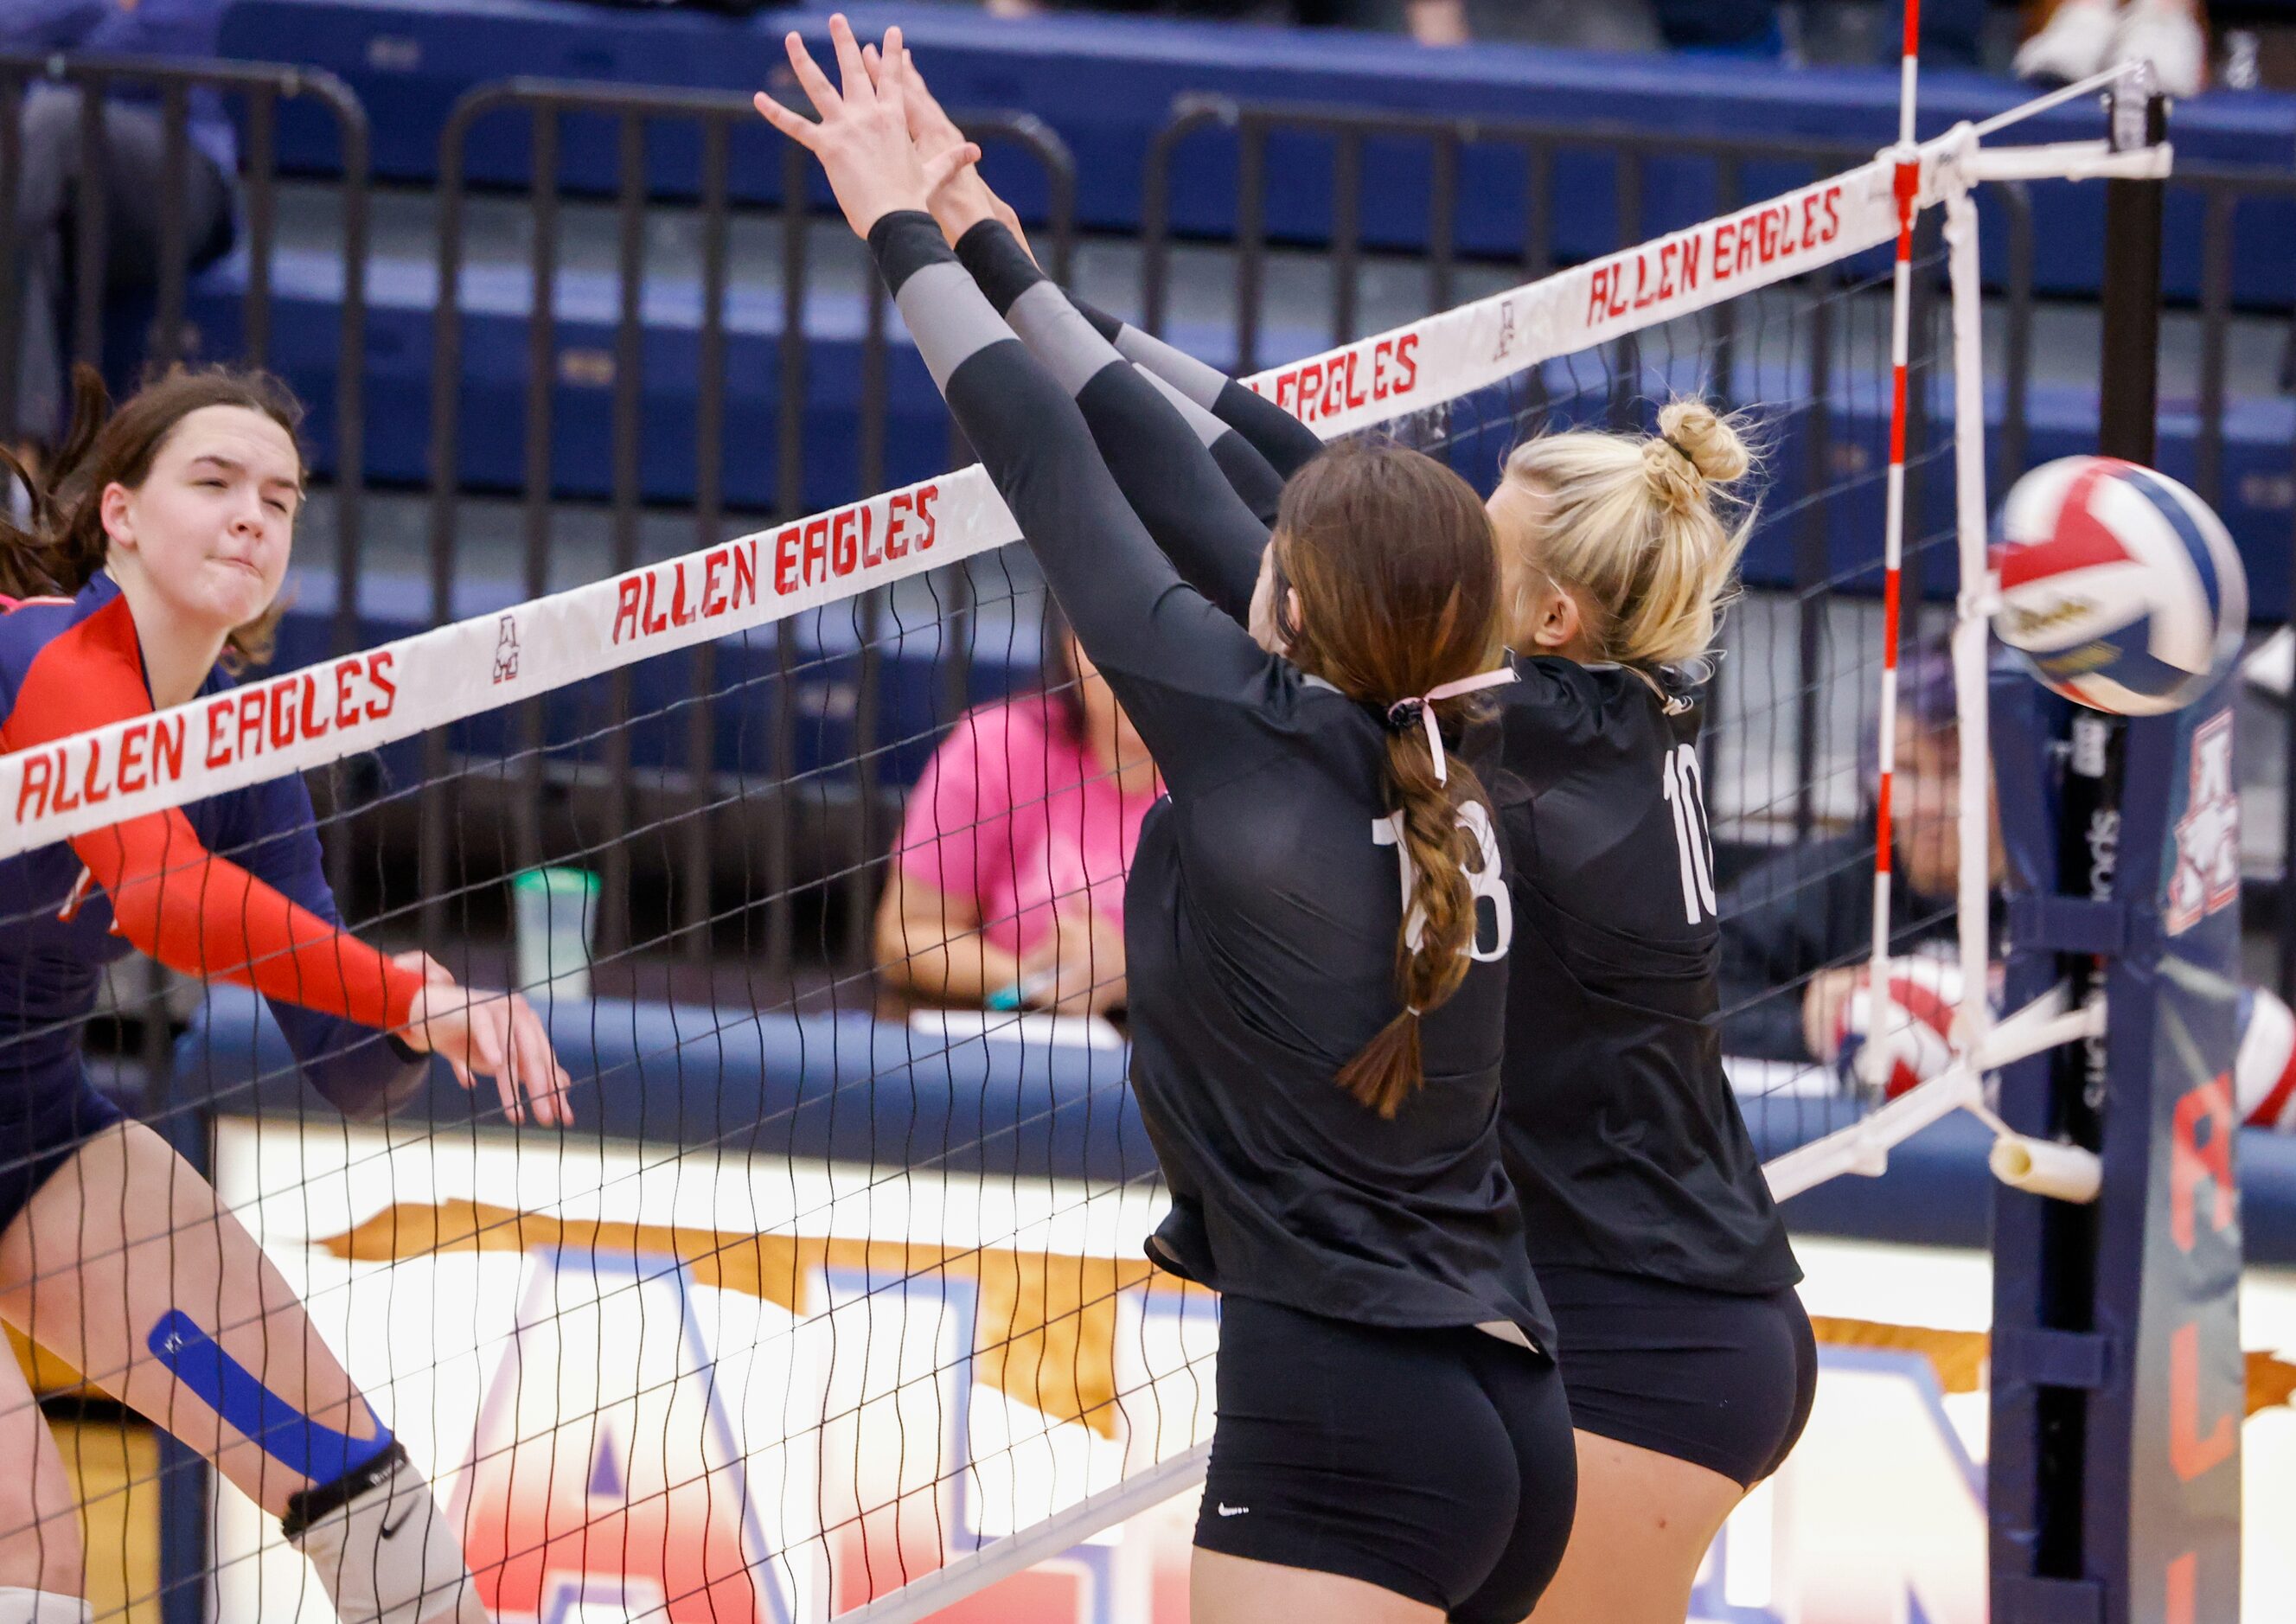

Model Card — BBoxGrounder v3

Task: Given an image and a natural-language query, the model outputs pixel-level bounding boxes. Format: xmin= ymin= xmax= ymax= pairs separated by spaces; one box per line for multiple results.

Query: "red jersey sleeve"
xmin=2 ymin=596 xmax=424 ymax=1033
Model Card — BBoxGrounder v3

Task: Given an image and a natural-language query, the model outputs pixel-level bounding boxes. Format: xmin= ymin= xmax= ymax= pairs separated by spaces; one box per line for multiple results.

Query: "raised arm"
xmin=892 ymin=49 xmax=1313 ymax=539
xmin=755 ymin=22 xmax=1283 ymax=795
xmin=871 ymin=211 xmax=1268 ymax=760
xmin=953 ymin=219 xmax=1272 ymax=623
xmin=1062 ymin=291 xmax=1327 ymax=486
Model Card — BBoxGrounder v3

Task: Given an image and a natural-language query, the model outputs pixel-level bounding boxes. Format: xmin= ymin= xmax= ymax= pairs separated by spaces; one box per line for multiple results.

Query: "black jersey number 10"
xmin=1373 ymin=802 xmax=1513 ymax=962
xmin=1660 ymin=743 xmax=1718 ymax=925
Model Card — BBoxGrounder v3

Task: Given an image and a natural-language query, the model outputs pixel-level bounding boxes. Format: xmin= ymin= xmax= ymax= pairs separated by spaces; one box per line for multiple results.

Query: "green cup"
xmin=511 ymin=866 xmax=600 ymax=1001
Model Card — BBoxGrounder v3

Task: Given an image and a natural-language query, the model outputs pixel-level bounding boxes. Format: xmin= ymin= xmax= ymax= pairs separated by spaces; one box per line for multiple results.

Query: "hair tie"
xmin=1660 ymin=436 xmax=1703 ymax=477
xmin=1385 ymin=667 xmax=1519 ymax=787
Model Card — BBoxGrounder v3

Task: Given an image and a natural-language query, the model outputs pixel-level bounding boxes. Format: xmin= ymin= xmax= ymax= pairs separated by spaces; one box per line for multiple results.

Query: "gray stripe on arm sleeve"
xmin=1005 ymin=280 xmax=1123 ymax=397
xmin=1135 ymin=364 xmax=1226 ymax=449
xmin=894 ymin=261 xmax=1017 ymax=393
xmin=1112 ymin=325 xmax=1228 ymax=409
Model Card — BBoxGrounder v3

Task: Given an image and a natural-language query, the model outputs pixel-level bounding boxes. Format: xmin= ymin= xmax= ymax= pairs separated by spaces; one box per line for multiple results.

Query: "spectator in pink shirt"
xmin=874 ymin=604 xmax=1158 ymax=1017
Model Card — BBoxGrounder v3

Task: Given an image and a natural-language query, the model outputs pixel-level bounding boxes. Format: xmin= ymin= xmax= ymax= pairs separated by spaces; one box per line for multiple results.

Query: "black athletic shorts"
xmin=1196 ymin=1295 xmax=1577 ymax=1623
xmin=1540 ymin=1263 xmax=1816 ymax=1489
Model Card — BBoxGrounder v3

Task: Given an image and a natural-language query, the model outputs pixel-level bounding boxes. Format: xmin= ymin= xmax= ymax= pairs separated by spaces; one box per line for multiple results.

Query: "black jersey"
xmin=1490 ymin=662 xmax=1799 ymax=1294
xmin=876 ymin=214 xmax=1548 ymax=1345
xmin=982 ymin=229 xmax=1796 ymax=1299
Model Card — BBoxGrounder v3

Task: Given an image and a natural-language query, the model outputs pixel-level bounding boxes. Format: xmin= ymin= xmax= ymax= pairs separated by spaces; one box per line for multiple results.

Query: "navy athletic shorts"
xmin=1540 ymin=1263 xmax=1816 ymax=1489
xmin=1196 ymin=1295 xmax=1577 ymax=1623
xmin=0 ymin=1071 xmax=125 ymax=1235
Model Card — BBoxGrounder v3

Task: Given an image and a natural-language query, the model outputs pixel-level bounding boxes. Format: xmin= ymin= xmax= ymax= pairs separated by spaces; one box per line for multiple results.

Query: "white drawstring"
xmin=1386 ymin=667 xmax=1518 ymax=785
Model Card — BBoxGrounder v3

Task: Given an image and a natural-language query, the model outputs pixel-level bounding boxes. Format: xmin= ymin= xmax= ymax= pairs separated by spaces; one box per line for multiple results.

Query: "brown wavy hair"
xmin=0 ymin=363 xmax=304 ymax=670
xmin=1275 ymin=439 xmax=1506 ymax=1118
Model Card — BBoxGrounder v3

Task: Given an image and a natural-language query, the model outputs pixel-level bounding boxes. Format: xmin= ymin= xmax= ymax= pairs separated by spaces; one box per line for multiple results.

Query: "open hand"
xmin=879 ymin=46 xmax=1031 ymax=253
xmin=1800 ymin=966 xmax=1861 ymax=1065
xmin=398 ymin=969 xmax=575 ymax=1128
xmin=752 ymin=16 xmax=982 ymax=241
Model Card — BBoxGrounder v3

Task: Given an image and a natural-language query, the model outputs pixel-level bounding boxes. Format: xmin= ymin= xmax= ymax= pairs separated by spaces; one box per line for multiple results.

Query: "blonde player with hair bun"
xmin=1494 ymin=398 xmax=1753 ymax=673
xmin=1484 ymin=400 xmax=1814 ymax=1624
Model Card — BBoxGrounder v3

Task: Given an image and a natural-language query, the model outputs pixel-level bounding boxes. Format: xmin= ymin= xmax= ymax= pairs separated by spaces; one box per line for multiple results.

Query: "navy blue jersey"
xmin=0 ymin=574 xmax=425 ymax=1119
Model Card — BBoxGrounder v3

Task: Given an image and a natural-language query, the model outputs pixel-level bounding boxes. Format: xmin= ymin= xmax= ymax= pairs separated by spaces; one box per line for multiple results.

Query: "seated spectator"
xmin=1718 ymin=641 xmax=2296 ymax=1128
xmin=1718 ymin=643 xmax=1985 ymax=1067
xmin=2017 ymin=0 xmax=2208 ymax=98
xmin=874 ymin=603 xmax=1159 ymax=1019
xmin=4 ymin=0 xmax=239 ymax=453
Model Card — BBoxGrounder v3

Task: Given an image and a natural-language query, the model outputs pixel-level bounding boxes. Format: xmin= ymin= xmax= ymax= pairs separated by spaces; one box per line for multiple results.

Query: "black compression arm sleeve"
xmin=1064 ymin=290 xmax=1327 ymax=482
xmin=873 ymin=211 xmax=1270 ymax=791
xmin=955 ymin=220 xmax=1271 ymax=621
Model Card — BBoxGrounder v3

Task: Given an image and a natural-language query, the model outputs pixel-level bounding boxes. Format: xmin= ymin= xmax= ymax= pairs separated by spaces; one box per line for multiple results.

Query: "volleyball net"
xmin=0 ymin=99 xmax=2171 ymax=1623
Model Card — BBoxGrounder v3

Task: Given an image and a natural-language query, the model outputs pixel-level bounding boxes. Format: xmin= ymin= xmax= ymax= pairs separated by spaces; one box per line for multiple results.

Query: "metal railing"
xmin=3 ymin=65 xmax=2294 ymax=985
xmin=417 ymin=78 xmax=1076 ymax=977
xmin=1135 ymin=93 xmax=2296 ymax=982
xmin=0 ymin=50 xmax=372 ymax=648
xmin=1142 ymin=95 xmax=1939 ymax=842
xmin=0 ymin=54 xmax=2293 ymax=1623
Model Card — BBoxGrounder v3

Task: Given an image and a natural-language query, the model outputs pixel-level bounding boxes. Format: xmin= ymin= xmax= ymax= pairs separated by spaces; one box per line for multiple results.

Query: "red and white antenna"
xmin=1862 ymin=0 xmax=1924 ymax=1093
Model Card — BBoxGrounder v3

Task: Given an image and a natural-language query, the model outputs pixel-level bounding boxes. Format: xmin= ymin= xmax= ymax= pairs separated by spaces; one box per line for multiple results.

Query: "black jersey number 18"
xmin=1372 ymin=802 xmax=1513 ymax=962
xmin=1660 ymin=743 xmax=1718 ymax=925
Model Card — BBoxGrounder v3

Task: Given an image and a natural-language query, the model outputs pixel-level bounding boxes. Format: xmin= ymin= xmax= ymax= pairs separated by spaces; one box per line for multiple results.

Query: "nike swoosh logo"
xmin=379 ymin=1506 xmax=414 ymax=1539
xmin=1216 ymin=1504 xmax=1248 ymax=1517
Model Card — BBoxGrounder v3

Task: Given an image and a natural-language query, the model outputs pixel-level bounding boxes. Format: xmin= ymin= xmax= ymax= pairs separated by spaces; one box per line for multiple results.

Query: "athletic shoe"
xmin=2114 ymin=0 xmax=2208 ymax=96
xmin=2014 ymin=0 xmax=2120 ymax=85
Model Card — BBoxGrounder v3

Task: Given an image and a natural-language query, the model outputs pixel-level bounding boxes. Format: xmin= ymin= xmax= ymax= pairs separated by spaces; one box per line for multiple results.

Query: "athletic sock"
xmin=282 ymin=1442 xmax=486 ymax=1624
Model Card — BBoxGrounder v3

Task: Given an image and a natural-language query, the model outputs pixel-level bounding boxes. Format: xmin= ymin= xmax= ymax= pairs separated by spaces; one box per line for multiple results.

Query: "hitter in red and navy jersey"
xmin=0 ymin=366 xmax=566 ymax=1624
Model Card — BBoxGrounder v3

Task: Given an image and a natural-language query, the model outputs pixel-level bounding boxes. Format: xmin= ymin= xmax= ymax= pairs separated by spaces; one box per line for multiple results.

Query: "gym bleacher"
xmin=51 ymin=0 xmax=2252 ymax=726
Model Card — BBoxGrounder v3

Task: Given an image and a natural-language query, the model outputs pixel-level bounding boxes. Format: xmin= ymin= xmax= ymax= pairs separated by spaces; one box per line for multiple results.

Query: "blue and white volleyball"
xmin=1990 ymin=455 xmax=2247 ymax=716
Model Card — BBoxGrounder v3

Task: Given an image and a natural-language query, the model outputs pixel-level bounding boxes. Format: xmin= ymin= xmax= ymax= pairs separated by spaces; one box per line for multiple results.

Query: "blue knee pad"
xmin=146 ymin=1309 xmax=394 ymax=1487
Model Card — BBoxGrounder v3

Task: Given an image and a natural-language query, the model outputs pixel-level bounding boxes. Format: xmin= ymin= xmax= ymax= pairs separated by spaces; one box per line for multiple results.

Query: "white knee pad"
xmin=0 ymin=1590 xmax=92 ymax=1624
xmin=282 ymin=1444 xmax=487 ymax=1624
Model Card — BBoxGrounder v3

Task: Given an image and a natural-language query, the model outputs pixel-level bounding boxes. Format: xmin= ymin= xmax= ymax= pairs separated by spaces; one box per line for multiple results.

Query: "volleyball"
xmin=1834 ymin=955 xmax=1965 ymax=1101
xmin=1991 ymin=455 xmax=2247 ymax=717
xmin=2237 ymin=985 xmax=2296 ymax=1132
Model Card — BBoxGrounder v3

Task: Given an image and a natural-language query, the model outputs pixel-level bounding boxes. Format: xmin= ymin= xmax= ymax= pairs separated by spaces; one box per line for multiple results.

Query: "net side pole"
xmin=1986 ymin=73 xmax=2246 ymax=1624
xmin=1862 ymin=0 xmax=1923 ymax=1095
xmin=1944 ymin=165 xmax=1993 ymax=1065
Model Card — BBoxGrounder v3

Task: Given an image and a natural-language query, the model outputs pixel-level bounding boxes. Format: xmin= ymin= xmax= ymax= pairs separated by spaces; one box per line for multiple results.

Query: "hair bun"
xmin=1653 ymin=400 xmax=1751 ymax=484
